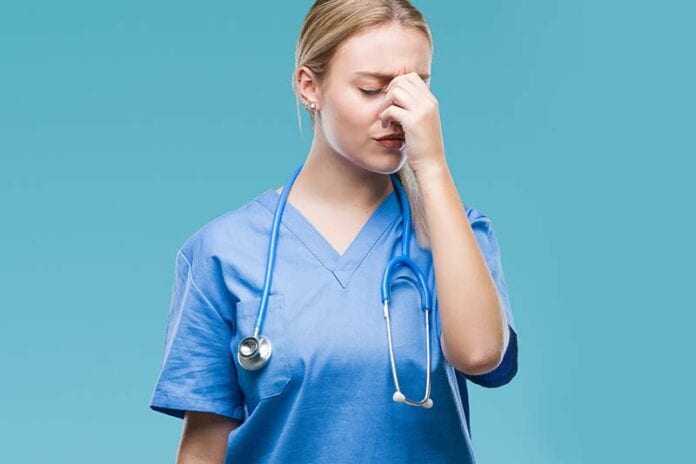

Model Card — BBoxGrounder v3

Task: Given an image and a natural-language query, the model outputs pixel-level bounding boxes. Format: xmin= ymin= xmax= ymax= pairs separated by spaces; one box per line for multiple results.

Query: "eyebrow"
xmin=355 ymin=71 xmax=430 ymax=81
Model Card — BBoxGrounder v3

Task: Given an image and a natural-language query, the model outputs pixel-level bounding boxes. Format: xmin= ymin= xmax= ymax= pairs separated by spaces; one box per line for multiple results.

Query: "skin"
xmin=180 ymin=20 xmax=509 ymax=463
xmin=284 ymin=20 xmax=509 ymax=375
xmin=177 ymin=411 xmax=241 ymax=463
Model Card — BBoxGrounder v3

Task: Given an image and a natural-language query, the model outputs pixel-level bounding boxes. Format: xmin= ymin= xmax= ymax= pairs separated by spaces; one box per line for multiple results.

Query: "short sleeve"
xmin=456 ymin=207 xmax=519 ymax=388
xmin=149 ymin=245 xmax=245 ymax=421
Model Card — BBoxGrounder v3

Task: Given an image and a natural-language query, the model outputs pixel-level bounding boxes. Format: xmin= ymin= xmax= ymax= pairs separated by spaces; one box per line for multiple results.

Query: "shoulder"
xmin=178 ymin=188 xmax=273 ymax=263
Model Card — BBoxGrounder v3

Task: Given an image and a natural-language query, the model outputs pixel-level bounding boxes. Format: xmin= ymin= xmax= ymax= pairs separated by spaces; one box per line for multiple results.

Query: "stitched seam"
xmin=153 ymin=391 xmax=245 ymax=409
xmin=255 ymin=198 xmax=335 ymax=274
xmin=346 ymin=213 xmax=401 ymax=272
xmin=177 ymin=249 xmax=227 ymax=325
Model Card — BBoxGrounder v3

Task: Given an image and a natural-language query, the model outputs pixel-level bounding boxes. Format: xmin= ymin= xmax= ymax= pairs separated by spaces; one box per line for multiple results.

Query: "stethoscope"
xmin=237 ymin=163 xmax=434 ymax=408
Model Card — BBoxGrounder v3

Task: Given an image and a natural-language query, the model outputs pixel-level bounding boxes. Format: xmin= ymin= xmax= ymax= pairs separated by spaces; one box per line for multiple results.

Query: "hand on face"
xmin=376 ymin=72 xmax=446 ymax=175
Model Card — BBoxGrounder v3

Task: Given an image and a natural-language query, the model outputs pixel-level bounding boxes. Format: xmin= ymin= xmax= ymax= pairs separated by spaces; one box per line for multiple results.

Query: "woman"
xmin=149 ymin=1 xmax=519 ymax=462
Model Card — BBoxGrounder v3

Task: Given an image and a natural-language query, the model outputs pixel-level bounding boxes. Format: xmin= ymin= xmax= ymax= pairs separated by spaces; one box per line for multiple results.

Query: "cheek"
xmin=321 ymin=92 xmax=406 ymax=173
xmin=342 ymin=93 xmax=376 ymax=126
xmin=324 ymin=92 xmax=376 ymax=142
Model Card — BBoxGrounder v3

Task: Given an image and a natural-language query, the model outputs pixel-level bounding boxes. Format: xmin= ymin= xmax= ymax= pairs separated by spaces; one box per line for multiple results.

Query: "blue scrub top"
xmin=149 ymin=186 xmax=519 ymax=463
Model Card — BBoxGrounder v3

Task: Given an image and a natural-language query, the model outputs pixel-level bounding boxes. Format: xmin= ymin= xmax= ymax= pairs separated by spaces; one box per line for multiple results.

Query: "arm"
xmin=177 ymin=411 xmax=242 ymax=464
xmin=375 ymin=71 xmax=508 ymax=377
xmin=414 ymin=161 xmax=509 ymax=376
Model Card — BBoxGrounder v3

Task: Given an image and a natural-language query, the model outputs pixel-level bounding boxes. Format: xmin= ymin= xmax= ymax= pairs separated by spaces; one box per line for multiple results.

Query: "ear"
xmin=296 ymin=65 xmax=322 ymax=107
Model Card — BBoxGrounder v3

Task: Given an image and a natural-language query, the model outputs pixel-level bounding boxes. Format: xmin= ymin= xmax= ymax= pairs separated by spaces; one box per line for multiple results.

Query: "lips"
xmin=374 ymin=133 xmax=405 ymax=141
xmin=375 ymin=138 xmax=405 ymax=149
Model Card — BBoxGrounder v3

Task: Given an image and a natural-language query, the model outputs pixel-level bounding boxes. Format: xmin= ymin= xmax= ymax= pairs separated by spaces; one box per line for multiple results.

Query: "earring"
xmin=304 ymin=101 xmax=317 ymax=112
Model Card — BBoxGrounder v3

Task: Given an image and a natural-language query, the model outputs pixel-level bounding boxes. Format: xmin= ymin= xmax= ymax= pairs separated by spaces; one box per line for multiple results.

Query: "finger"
xmin=403 ymin=73 xmax=436 ymax=103
xmin=407 ymin=71 xmax=430 ymax=88
xmin=379 ymin=105 xmax=409 ymax=129
xmin=392 ymin=80 xmax=416 ymax=100
xmin=377 ymin=86 xmax=413 ymax=117
xmin=384 ymin=75 xmax=401 ymax=94
xmin=397 ymin=78 xmax=427 ymax=106
xmin=399 ymin=74 xmax=421 ymax=93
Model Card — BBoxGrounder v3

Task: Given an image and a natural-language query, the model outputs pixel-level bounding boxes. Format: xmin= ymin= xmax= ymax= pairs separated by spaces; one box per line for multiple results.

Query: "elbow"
xmin=444 ymin=337 xmax=506 ymax=376
xmin=457 ymin=349 xmax=505 ymax=376
xmin=441 ymin=313 xmax=510 ymax=376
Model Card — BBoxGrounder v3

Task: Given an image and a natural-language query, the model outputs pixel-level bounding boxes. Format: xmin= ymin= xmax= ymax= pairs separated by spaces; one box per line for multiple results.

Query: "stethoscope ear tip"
xmin=424 ymin=398 xmax=434 ymax=408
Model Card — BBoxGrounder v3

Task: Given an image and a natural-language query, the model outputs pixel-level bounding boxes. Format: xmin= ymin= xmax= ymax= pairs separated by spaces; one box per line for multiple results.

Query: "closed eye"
xmin=360 ymin=88 xmax=382 ymax=96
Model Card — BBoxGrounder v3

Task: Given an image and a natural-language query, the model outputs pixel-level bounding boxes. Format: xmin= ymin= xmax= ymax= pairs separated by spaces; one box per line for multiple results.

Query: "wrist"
xmin=410 ymin=158 xmax=448 ymax=182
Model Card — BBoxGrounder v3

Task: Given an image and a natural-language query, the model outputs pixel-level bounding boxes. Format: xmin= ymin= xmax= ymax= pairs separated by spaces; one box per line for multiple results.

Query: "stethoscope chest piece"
xmin=238 ymin=163 xmax=435 ymax=409
xmin=237 ymin=335 xmax=272 ymax=370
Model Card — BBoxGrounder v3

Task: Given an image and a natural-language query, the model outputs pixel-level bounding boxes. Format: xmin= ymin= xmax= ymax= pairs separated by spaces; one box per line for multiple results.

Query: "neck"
xmin=283 ymin=137 xmax=395 ymax=210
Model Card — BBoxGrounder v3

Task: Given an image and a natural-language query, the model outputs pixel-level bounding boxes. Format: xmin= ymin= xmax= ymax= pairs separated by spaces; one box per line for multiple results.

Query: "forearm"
xmin=413 ymin=159 xmax=509 ymax=375
xmin=177 ymin=411 xmax=240 ymax=464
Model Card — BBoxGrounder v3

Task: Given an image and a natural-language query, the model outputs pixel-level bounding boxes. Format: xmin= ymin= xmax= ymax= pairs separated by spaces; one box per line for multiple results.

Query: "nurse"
xmin=149 ymin=1 xmax=519 ymax=463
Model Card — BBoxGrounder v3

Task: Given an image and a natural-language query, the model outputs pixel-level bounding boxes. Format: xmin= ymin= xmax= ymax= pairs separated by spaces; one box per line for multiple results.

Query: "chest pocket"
xmin=233 ymin=293 xmax=292 ymax=403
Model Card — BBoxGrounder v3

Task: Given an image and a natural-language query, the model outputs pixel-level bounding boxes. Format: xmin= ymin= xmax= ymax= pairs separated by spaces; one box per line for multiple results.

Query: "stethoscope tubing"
xmin=240 ymin=162 xmax=434 ymax=408
xmin=252 ymin=163 xmax=303 ymax=338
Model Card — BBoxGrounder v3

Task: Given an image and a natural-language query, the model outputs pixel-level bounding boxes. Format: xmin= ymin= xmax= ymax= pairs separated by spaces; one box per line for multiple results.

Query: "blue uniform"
xmin=149 ymin=187 xmax=518 ymax=463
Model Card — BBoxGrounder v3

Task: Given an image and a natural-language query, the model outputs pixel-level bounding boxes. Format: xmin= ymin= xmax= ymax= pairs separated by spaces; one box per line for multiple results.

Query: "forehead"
xmin=331 ymin=23 xmax=431 ymax=81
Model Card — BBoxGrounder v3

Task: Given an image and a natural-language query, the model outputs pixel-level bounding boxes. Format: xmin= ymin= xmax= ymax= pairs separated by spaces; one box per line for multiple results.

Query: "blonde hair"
xmin=290 ymin=0 xmax=434 ymax=249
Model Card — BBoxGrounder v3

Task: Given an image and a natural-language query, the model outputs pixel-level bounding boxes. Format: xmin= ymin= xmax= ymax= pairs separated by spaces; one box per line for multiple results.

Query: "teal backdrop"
xmin=1 ymin=1 xmax=693 ymax=462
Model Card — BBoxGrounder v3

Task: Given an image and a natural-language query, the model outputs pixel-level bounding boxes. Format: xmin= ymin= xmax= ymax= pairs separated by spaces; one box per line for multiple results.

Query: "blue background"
xmin=1 ymin=1 xmax=693 ymax=462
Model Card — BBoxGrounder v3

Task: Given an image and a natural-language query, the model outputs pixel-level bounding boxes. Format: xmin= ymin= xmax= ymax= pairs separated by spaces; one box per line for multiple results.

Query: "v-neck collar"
xmin=255 ymin=188 xmax=400 ymax=288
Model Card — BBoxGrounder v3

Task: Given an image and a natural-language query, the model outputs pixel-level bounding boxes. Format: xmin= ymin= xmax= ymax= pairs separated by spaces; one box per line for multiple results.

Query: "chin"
xmin=367 ymin=151 xmax=407 ymax=175
xmin=345 ymin=145 xmax=406 ymax=175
